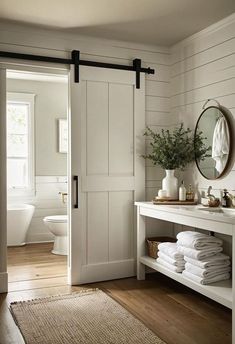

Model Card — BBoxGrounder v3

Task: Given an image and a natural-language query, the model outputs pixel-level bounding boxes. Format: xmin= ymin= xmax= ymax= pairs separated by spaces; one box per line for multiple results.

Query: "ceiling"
xmin=0 ymin=0 xmax=234 ymax=46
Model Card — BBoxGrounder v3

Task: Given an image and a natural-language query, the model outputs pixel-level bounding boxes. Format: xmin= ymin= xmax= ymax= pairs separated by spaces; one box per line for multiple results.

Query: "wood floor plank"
xmin=0 ymin=243 xmax=231 ymax=344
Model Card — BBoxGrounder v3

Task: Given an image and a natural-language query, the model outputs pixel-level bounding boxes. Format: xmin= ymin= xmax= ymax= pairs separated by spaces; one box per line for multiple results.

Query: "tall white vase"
xmin=162 ymin=170 xmax=178 ymax=199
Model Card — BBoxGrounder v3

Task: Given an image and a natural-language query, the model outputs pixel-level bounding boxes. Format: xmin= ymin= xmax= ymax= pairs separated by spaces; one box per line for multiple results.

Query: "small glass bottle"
xmin=222 ymin=189 xmax=232 ymax=208
xmin=186 ymin=184 xmax=194 ymax=201
xmin=179 ymin=181 xmax=186 ymax=201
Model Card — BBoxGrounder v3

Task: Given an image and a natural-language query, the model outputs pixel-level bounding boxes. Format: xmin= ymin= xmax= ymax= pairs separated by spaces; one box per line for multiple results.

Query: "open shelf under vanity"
xmin=135 ymin=202 xmax=234 ymax=311
xmin=140 ymin=255 xmax=232 ymax=309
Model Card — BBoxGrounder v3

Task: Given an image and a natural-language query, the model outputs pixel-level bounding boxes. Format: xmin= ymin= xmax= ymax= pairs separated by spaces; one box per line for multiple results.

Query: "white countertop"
xmin=135 ymin=202 xmax=235 ymax=226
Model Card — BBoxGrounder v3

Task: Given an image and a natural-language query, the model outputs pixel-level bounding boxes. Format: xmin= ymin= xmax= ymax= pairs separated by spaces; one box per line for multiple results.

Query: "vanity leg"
xmin=137 ymin=206 xmax=146 ymax=280
xmin=232 ymin=233 xmax=235 ymax=344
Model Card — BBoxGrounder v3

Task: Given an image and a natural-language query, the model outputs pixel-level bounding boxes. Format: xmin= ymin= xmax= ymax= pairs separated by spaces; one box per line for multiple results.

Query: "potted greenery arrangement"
xmin=143 ymin=124 xmax=210 ymax=199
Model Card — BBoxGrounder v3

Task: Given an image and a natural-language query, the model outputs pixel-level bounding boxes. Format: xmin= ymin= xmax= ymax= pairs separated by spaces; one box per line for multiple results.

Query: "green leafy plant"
xmin=143 ymin=123 xmax=210 ymax=170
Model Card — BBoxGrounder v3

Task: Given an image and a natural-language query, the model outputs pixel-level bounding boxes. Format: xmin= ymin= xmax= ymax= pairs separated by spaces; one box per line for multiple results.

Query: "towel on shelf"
xmin=176 ymin=231 xmax=223 ymax=250
xmin=177 ymin=245 xmax=223 ymax=260
xmin=185 ymin=262 xmax=231 ymax=278
xmin=158 ymin=251 xmax=185 ymax=267
xmin=158 ymin=242 xmax=184 ymax=260
xmin=184 ymin=254 xmax=230 ymax=269
xmin=156 ymin=258 xmax=184 ymax=273
xmin=182 ymin=270 xmax=230 ymax=285
xmin=212 ymin=116 xmax=229 ymax=173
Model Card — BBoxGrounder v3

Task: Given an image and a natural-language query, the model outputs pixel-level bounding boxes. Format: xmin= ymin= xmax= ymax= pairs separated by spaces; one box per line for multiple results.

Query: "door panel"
xmin=109 ymin=191 xmax=134 ymax=261
xmin=109 ymin=83 xmax=134 ymax=175
xmin=87 ymin=192 xmax=109 ymax=264
xmin=69 ymin=66 xmax=145 ymax=284
xmin=87 ymin=81 xmax=108 ymax=176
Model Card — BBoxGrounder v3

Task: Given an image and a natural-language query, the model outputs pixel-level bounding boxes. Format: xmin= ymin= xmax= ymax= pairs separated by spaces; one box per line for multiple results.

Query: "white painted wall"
xmin=170 ymin=13 xmax=235 ymax=199
xmin=7 ymin=78 xmax=68 ymax=176
xmin=170 ymin=14 xmax=235 ymax=256
xmin=3 ymin=14 xmax=234 ymax=245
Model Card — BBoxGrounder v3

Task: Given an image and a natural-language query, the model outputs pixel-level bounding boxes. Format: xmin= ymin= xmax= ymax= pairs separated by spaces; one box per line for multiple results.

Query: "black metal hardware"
xmin=0 ymin=50 xmax=155 ymax=88
xmin=133 ymin=58 xmax=141 ymax=89
xmin=73 ymin=175 xmax=79 ymax=209
xmin=71 ymin=50 xmax=80 ymax=83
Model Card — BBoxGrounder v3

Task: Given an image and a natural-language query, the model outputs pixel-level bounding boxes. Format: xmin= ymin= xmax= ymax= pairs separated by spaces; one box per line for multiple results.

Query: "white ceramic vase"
xmin=162 ymin=170 xmax=178 ymax=199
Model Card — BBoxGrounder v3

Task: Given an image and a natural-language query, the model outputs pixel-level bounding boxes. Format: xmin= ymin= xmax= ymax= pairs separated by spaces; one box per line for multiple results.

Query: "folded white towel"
xmin=158 ymin=251 xmax=185 ymax=267
xmin=157 ymin=258 xmax=184 ymax=273
xmin=177 ymin=245 xmax=223 ymax=260
xmin=184 ymin=254 xmax=230 ymax=269
xmin=177 ymin=231 xmax=223 ymax=250
xmin=158 ymin=242 xmax=183 ymax=260
xmin=182 ymin=270 xmax=230 ymax=285
xmin=185 ymin=262 xmax=231 ymax=278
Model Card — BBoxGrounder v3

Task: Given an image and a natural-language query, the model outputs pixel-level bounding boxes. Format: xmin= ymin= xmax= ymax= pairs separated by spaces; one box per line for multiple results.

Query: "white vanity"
xmin=135 ymin=202 xmax=235 ymax=342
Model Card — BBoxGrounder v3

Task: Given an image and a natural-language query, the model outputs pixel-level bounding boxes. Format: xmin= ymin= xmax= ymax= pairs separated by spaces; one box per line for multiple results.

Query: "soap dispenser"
xmin=222 ymin=189 xmax=232 ymax=208
xmin=179 ymin=181 xmax=186 ymax=201
xmin=186 ymin=184 xmax=194 ymax=201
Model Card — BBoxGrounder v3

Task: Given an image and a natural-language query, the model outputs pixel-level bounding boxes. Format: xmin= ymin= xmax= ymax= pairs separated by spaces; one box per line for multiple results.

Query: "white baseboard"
xmin=26 ymin=240 xmax=54 ymax=244
xmin=26 ymin=232 xmax=54 ymax=244
xmin=0 ymin=272 xmax=8 ymax=293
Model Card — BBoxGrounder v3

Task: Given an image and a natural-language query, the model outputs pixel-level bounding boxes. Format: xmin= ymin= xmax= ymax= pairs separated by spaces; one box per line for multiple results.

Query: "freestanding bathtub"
xmin=7 ymin=204 xmax=35 ymax=246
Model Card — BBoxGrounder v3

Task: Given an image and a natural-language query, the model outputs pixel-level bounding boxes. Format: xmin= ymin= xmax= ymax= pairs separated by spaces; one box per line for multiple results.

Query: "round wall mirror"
xmin=195 ymin=105 xmax=233 ymax=180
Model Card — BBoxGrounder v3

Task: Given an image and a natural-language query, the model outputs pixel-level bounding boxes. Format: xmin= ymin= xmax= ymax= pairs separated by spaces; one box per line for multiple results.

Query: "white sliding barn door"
xmin=69 ymin=66 xmax=145 ymax=285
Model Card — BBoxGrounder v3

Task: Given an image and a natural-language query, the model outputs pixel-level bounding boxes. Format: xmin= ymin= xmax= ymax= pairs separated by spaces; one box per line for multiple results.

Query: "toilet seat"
xmin=44 ymin=215 xmax=67 ymax=223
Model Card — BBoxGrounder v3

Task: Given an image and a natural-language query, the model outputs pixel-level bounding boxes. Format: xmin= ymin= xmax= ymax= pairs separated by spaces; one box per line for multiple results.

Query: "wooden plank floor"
xmin=7 ymin=243 xmax=67 ymax=292
xmin=0 ymin=243 xmax=231 ymax=344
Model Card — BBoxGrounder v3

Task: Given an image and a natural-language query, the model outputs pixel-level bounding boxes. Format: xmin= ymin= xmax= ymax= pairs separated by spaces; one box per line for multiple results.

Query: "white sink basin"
xmin=197 ymin=207 xmax=235 ymax=217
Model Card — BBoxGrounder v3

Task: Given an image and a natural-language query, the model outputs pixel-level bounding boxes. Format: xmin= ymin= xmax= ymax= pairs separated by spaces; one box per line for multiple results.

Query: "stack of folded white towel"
xmin=177 ymin=231 xmax=231 ymax=285
xmin=156 ymin=242 xmax=185 ymax=273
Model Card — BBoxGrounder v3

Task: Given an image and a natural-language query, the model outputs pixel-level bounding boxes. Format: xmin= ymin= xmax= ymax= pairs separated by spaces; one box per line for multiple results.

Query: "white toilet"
xmin=43 ymin=215 xmax=68 ymax=255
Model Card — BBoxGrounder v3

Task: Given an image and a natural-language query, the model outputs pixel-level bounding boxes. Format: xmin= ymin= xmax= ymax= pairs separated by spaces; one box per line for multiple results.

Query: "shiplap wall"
xmin=170 ymin=14 xmax=235 ymax=254
xmin=4 ymin=15 xmax=234 ymax=243
xmin=0 ymin=22 xmax=172 ymax=242
xmin=170 ymin=13 xmax=235 ymax=197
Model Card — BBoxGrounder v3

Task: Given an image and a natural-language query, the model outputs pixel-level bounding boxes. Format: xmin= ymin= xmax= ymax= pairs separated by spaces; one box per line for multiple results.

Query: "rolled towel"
xmin=177 ymin=245 xmax=223 ymax=260
xmin=184 ymin=254 xmax=230 ymax=269
xmin=185 ymin=262 xmax=231 ymax=278
xmin=157 ymin=258 xmax=184 ymax=273
xmin=158 ymin=242 xmax=184 ymax=260
xmin=182 ymin=270 xmax=230 ymax=285
xmin=158 ymin=251 xmax=185 ymax=267
xmin=177 ymin=231 xmax=223 ymax=250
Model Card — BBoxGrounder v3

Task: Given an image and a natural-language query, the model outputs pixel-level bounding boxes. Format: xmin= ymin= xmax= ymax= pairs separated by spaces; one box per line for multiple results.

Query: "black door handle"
xmin=73 ymin=175 xmax=79 ymax=208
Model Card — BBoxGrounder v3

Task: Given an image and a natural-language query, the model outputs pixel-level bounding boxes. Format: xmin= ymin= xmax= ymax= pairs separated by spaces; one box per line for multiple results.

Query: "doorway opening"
xmin=6 ymin=69 xmax=69 ymax=292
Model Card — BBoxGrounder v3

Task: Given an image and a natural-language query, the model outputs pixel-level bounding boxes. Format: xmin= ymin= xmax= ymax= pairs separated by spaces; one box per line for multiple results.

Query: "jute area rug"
xmin=10 ymin=289 xmax=166 ymax=344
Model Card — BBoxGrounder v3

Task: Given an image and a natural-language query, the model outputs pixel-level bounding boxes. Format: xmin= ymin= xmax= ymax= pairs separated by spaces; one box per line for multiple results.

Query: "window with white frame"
xmin=7 ymin=93 xmax=35 ymax=194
